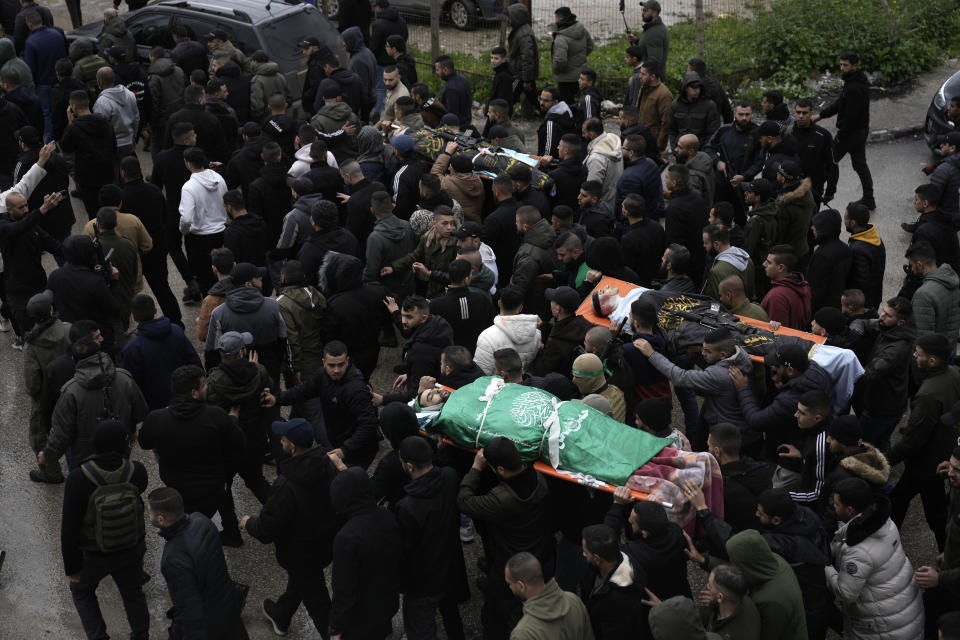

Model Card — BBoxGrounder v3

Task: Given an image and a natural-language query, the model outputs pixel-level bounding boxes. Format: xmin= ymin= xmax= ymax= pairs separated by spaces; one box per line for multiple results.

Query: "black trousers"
xmin=69 ymin=544 xmax=149 ymax=640
xmin=184 ymin=231 xmax=224 ymax=294
xmin=65 ymin=0 xmax=82 ymax=28
xmin=141 ymin=250 xmax=182 ymax=325
xmin=274 ymin=568 xmax=331 ymax=635
xmin=5 ymin=290 xmax=32 ymax=338
xmin=78 ymin=183 xmax=104 ymax=221
xmin=924 ymin=584 xmax=960 ymax=638
xmin=165 ymin=211 xmax=194 ymax=284
xmin=833 ymin=128 xmax=873 ymax=200
xmin=402 ymin=594 xmax=465 ymax=640
xmin=891 ymin=465 xmax=947 ymax=550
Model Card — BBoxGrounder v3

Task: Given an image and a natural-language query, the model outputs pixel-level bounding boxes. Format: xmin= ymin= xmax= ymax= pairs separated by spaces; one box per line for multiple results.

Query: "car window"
xmin=127 ymin=11 xmax=173 ymax=48
xmin=172 ymin=16 xmax=260 ymax=54
xmin=259 ymin=8 xmax=344 ymax=68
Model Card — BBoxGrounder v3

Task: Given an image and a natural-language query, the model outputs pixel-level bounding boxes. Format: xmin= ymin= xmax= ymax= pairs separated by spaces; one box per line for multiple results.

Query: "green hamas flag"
xmin=426 ymin=377 xmax=674 ymax=486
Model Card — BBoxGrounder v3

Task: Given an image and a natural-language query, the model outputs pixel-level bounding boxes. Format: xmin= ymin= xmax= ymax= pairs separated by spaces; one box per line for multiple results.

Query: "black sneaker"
xmin=29 ymin=469 xmax=64 ymax=484
xmin=262 ymin=599 xmax=289 ymax=636
xmin=11 ymin=336 xmax=24 ymax=351
xmin=181 ymin=279 xmax=202 ymax=303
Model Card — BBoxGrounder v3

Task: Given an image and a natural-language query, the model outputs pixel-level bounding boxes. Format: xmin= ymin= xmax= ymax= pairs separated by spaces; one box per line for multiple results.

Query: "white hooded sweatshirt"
xmin=179 ymin=169 xmax=228 ymax=235
xmin=474 ymin=313 xmax=542 ymax=375
xmin=583 ymin=132 xmax=624 ymax=207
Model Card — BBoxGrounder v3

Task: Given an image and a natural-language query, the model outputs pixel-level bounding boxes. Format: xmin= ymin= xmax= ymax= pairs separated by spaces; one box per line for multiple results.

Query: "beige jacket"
xmin=430 ymin=154 xmax=484 ymax=222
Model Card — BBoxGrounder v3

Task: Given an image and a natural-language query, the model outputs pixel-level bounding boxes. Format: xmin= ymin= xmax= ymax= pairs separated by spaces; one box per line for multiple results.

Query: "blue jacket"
xmin=121 ymin=317 xmax=201 ymax=410
xmin=24 ymin=25 xmax=64 ymax=85
xmin=615 ymin=156 xmax=664 ymax=219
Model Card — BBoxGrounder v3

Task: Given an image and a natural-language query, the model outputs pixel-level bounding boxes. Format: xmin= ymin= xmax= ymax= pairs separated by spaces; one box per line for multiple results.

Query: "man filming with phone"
xmin=625 ymin=0 xmax=669 ymax=71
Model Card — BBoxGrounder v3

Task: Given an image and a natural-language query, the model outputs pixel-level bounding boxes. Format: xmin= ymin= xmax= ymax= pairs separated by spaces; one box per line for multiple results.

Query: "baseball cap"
xmin=828 ymin=415 xmax=862 ymax=446
xmin=204 ymin=29 xmax=228 ymax=41
xmin=271 ymin=418 xmax=314 ymax=448
xmin=229 ymin=262 xmax=266 ymax=285
xmin=391 ymin=134 xmax=414 ymax=154
xmin=777 ymin=160 xmax=803 ymax=181
xmin=440 ymin=113 xmax=460 ymax=127
xmin=945 ymin=131 xmax=960 ymax=147
xmin=26 ymin=289 xmax=54 ymax=320
xmin=217 ymin=330 xmax=253 ymax=356
xmin=580 ymin=394 xmax=613 ymax=417
xmin=297 ymin=36 xmax=322 ymax=49
xmin=764 ymin=343 xmax=809 ymax=369
xmin=15 ymin=125 xmax=41 ymax=147
xmin=742 ymin=178 xmax=775 ymax=200
xmin=757 ymin=120 xmax=782 ymax=137
xmin=105 ymin=45 xmax=126 ymax=60
xmin=640 ymin=0 xmax=661 ymax=11
xmin=545 ymin=286 xmax=580 ymax=312
xmin=452 ymin=221 xmax=482 ymax=239
xmin=942 ymin=400 xmax=960 ymax=426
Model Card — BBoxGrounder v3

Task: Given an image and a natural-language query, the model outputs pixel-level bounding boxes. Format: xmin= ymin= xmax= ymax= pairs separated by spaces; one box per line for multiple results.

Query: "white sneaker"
xmin=11 ymin=336 xmax=24 ymax=351
xmin=0 ymin=316 xmax=10 ymax=332
xmin=459 ymin=514 xmax=475 ymax=543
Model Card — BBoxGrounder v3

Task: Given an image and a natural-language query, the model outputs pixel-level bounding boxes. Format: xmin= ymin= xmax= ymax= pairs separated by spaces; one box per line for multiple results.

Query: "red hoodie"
xmin=761 ymin=273 xmax=812 ymax=330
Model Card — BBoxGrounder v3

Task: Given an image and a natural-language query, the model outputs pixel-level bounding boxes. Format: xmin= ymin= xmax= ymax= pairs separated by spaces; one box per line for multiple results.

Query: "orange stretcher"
xmin=428 ymin=385 xmax=656 ymax=502
xmin=576 ymin=276 xmax=826 ymax=363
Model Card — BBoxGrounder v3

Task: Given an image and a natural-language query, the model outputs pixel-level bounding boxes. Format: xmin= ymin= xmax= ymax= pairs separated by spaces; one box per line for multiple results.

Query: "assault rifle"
xmin=667 ymin=307 xmax=760 ymax=336
xmin=91 ymin=226 xmax=114 ymax=284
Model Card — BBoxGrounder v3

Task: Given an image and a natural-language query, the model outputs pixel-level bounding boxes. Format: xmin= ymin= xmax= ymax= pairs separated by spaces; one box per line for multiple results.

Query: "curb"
xmin=867 ymin=124 xmax=923 ymax=144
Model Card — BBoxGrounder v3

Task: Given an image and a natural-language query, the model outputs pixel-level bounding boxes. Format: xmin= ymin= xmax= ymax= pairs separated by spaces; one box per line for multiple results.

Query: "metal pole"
xmin=431 ymin=0 xmax=441 ymax=62
xmin=499 ymin=0 xmax=509 ymax=47
xmin=695 ymin=0 xmax=705 ymax=58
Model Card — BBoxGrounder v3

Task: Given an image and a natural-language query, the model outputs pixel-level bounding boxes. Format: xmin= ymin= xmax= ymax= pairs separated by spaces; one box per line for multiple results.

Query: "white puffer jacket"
xmin=474 ymin=314 xmax=541 ymax=375
xmin=825 ymin=499 xmax=924 ymax=640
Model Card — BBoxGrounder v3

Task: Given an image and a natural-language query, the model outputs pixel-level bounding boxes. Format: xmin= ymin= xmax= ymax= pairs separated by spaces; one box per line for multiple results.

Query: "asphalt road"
xmin=0 ymin=134 xmax=944 ymax=639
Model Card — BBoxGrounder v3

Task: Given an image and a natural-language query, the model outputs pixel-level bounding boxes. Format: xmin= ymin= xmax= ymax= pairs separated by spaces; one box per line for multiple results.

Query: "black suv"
xmin=68 ymin=0 xmax=347 ymax=99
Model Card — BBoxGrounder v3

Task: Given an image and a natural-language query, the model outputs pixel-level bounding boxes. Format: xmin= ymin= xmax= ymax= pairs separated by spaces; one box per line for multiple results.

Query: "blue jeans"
xmin=374 ymin=65 xmax=385 ymax=114
xmin=35 ymin=84 xmax=52 ymax=142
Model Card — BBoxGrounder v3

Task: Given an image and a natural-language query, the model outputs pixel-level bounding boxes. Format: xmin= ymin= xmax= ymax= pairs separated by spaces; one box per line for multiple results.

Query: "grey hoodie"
xmin=584 ymin=132 xmax=623 ymax=207
xmin=277 ymin=193 xmax=324 ymax=250
xmin=0 ymin=37 xmax=33 ymax=88
xmin=647 ymin=345 xmax=753 ymax=427
xmin=363 ymin=214 xmax=417 ymax=296
xmin=93 ymin=85 xmax=139 ymax=146
xmin=206 ymin=285 xmax=287 ymax=353
xmin=685 ymin=150 xmax=716 ymax=204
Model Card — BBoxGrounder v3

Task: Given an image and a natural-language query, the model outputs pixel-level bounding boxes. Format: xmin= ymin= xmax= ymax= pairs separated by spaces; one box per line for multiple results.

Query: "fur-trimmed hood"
xmin=840 ymin=443 xmax=891 ymax=485
xmin=777 ymin=177 xmax=812 ymax=204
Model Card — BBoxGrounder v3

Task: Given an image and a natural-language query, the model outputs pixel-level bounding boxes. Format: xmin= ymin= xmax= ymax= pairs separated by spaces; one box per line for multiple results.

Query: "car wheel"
xmin=324 ymin=0 xmax=339 ymax=19
xmin=448 ymin=0 xmax=477 ymax=30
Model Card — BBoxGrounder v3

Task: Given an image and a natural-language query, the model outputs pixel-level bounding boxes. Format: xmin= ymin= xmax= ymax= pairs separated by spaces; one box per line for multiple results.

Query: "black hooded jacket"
xmin=323 ymin=255 xmax=391 ymax=379
xmin=223 ymin=212 xmax=269 ymax=266
xmin=59 ymin=113 xmax=116 ymax=186
xmin=807 ymin=209 xmax=852 ymax=310
xmin=330 ymin=468 xmax=402 ymax=638
xmin=819 ymin=69 xmax=870 ymax=132
xmin=371 ymin=7 xmax=408 ymax=67
xmin=205 ymin=357 xmax=273 ymax=449
xmin=0 ymin=207 xmax=61 ymax=293
xmin=396 ymin=466 xmax=469 ymax=598
xmin=394 ymin=313 xmax=455 ymax=393
xmin=248 ymin=162 xmax=293 ymax=246
xmin=343 ymin=177 xmax=386 ymax=256
xmin=604 ymin=501 xmax=692 ymax=601
xmin=371 ymin=402 xmax=424 ymax=507
xmin=580 ymin=551 xmax=652 ymax=640
xmin=245 ymin=446 xmax=339 ymax=569
xmin=159 ymin=513 xmax=245 ymax=639
xmin=138 ymin=396 xmax=246 ymax=507
xmin=720 ymin=457 xmax=771 ymax=533
xmin=45 ymin=235 xmax=121 ymax=344
xmin=276 ymin=363 xmax=379 ymax=464
xmin=225 ymin=136 xmax=267 ymax=196
xmin=214 ymin=61 xmax=251 ymax=123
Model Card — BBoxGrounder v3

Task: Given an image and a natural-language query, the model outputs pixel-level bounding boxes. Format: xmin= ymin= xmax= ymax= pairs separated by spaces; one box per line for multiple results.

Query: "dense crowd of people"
xmin=2 ymin=0 xmax=960 ymax=638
